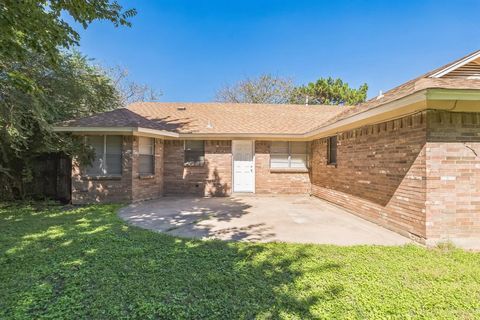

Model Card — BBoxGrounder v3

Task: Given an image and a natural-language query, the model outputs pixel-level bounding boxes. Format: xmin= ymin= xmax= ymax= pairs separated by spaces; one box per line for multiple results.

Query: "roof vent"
xmin=376 ymin=90 xmax=384 ymax=100
xmin=206 ymin=120 xmax=213 ymax=129
xmin=177 ymin=106 xmax=187 ymax=111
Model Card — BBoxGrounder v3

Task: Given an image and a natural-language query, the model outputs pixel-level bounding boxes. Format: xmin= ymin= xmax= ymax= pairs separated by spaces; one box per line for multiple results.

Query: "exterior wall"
xmin=72 ymin=135 xmax=165 ymax=204
xmin=72 ymin=136 xmax=134 ymax=204
xmin=132 ymin=137 xmax=164 ymax=202
xmin=310 ymin=113 xmax=427 ymax=240
xmin=255 ymin=141 xmax=311 ymax=194
xmin=163 ymin=140 xmax=232 ymax=196
xmin=425 ymin=110 xmax=480 ymax=247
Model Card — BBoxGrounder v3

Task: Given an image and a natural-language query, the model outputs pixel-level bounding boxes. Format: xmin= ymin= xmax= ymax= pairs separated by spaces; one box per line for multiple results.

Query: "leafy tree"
xmin=0 ymin=51 xmax=122 ymax=198
xmin=215 ymin=74 xmax=294 ymax=104
xmin=290 ymin=77 xmax=368 ymax=105
xmin=0 ymin=1 xmax=136 ymax=198
xmin=0 ymin=1 xmax=136 ymax=65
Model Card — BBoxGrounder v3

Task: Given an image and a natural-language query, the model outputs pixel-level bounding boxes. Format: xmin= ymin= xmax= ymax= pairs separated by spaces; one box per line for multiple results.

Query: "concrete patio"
xmin=118 ymin=195 xmax=413 ymax=245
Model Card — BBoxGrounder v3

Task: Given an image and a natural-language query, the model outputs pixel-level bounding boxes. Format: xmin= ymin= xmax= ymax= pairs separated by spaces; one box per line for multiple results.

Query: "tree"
xmin=0 ymin=51 xmax=122 ymax=198
xmin=215 ymin=74 xmax=294 ymax=104
xmin=0 ymin=1 xmax=136 ymax=65
xmin=290 ymin=77 xmax=368 ymax=105
xmin=0 ymin=1 xmax=136 ymax=198
xmin=108 ymin=66 xmax=161 ymax=105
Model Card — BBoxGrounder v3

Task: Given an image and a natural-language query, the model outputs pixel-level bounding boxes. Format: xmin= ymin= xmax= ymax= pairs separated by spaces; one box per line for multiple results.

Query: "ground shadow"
xmin=119 ymin=196 xmax=277 ymax=242
xmin=0 ymin=202 xmax=345 ymax=319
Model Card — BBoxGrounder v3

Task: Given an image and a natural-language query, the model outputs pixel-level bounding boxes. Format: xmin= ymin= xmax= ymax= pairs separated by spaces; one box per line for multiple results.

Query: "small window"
xmin=85 ymin=135 xmax=123 ymax=176
xmin=139 ymin=137 xmax=155 ymax=175
xmin=327 ymin=136 xmax=337 ymax=165
xmin=270 ymin=141 xmax=308 ymax=169
xmin=184 ymin=140 xmax=205 ymax=166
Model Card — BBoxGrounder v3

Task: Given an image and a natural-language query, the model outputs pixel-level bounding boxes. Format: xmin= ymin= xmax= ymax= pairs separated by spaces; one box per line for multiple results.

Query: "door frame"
xmin=231 ymin=140 xmax=255 ymax=193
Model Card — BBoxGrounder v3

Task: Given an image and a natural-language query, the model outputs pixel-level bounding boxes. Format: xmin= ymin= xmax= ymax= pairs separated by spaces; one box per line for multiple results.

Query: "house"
xmin=55 ymin=51 xmax=480 ymax=247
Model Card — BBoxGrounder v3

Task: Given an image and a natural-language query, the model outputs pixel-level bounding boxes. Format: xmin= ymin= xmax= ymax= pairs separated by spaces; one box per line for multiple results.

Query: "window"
xmin=85 ymin=136 xmax=122 ymax=176
xmin=184 ymin=140 xmax=205 ymax=166
xmin=327 ymin=136 xmax=337 ymax=165
xmin=139 ymin=137 xmax=155 ymax=175
xmin=270 ymin=141 xmax=308 ymax=169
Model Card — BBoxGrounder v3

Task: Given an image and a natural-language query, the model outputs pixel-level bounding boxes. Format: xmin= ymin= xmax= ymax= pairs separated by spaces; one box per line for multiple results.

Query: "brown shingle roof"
xmin=60 ymin=102 xmax=354 ymax=135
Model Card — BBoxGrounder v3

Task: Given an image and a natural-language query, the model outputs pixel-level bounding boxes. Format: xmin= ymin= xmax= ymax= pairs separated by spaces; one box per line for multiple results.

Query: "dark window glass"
xmin=184 ymin=140 xmax=205 ymax=166
xmin=327 ymin=136 xmax=337 ymax=165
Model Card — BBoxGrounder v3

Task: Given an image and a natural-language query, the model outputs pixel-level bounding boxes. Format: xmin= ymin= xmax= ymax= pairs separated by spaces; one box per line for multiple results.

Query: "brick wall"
xmin=72 ymin=136 xmax=134 ymax=204
xmin=163 ymin=140 xmax=232 ymax=196
xmin=425 ymin=110 xmax=480 ymax=246
xmin=255 ymin=141 xmax=311 ymax=194
xmin=132 ymin=137 xmax=164 ymax=202
xmin=310 ymin=113 xmax=427 ymax=240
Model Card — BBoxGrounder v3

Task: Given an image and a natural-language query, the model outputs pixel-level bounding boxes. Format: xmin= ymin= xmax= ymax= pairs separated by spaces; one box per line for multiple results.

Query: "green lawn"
xmin=0 ymin=203 xmax=479 ymax=319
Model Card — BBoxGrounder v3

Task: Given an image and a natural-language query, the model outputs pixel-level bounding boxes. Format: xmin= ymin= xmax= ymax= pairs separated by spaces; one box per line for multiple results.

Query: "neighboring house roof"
xmin=55 ymin=50 xmax=480 ymax=138
xmin=58 ymin=103 xmax=354 ymax=135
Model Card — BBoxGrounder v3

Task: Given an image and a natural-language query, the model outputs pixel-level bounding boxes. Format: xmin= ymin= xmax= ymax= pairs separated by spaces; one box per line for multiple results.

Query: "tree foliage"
xmin=0 ymin=1 xmax=136 ymax=65
xmin=215 ymin=74 xmax=294 ymax=104
xmin=0 ymin=1 xmax=136 ymax=198
xmin=290 ymin=77 xmax=368 ymax=105
xmin=215 ymin=74 xmax=368 ymax=105
xmin=108 ymin=66 xmax=162 ymax=106
xmin=0 ymin=51 xmax=122 ymax=198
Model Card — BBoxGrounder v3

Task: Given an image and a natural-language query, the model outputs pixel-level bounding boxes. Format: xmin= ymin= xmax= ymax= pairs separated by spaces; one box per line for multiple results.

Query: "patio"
xmin=118 ymin=195 xmax=412 ymax=245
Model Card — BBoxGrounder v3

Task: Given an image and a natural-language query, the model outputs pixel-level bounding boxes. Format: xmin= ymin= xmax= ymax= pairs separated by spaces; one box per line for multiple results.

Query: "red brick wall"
xmin=72 ymin=136 xmax=133 ymax=204
xmin=132 ymin=137 xmax=164 ymax=202
xmin=163 ymin=140 xmax=232 ymax=196
xmin=255 ymin=141 xmax=311 ymax=194
xmin=425 ymin=110 xmax=480 ymax=246
xmin=310 ymin=113 xmax=427 ymax=240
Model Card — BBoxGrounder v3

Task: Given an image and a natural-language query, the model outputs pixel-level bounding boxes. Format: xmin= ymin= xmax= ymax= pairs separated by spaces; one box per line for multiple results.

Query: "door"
xmin=232 ymin=140 xmax=254 ymax=192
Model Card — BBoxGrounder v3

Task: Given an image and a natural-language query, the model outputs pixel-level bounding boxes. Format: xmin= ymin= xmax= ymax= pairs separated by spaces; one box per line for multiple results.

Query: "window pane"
xmin=290 ymin=154 xmax=307 ymax=168
xmin=139 ymin=154 xmax=154 ymax=174
xmin=106 ymin=136 xmax=122 ymax=154
xmin=106 ymin=136 xmax=122 ymax=175
xmin=185 ymin=140 xmax=204 ymax=151
xmin=86 ymin=136 xmax=104 ymax=175
xmin=139 ymin=137 xmax=154 ymax=155
xmin=184 ymin=140 xmax=205 ymax=166
xmin=271 ymin=141 xmax=288 ymax=154
xmin=106 ymin=154 xmax=122 ymax=175
xmin=270 ymin=154 xmax=289 ymax=168
xmin=328 ymin=136 xmax=337 ymax=164
xmin=290 ymin=142 xmax=307 ymax=154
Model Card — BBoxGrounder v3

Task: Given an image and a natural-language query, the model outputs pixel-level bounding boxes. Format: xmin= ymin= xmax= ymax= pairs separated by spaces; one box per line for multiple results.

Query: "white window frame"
xmin=84 ymin=135 xmax=122 ymax=176
xmin=270 ymin=141 xmax=309 ymax=169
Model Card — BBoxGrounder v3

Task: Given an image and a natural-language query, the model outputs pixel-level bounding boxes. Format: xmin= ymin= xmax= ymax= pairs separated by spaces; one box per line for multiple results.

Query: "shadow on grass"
xmin=0 ymin=202 xmax=343 ymax=319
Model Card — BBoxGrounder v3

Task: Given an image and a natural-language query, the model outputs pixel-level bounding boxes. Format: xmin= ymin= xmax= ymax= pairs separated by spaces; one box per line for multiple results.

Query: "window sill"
xmin=270 ymin=168 xmax=309 ymax=173
xmin=326 ymin=163 xmax=337 ymax=168
xmin=184 ymin=163 xmax=205 ymax=168
xmin=138 ymin=174 xmax=155 ymax=180
xmin=83 ymin=175 xmax=122 ymax=180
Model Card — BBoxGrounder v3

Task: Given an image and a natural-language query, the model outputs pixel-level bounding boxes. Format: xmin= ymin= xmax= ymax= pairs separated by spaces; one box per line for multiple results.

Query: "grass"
xmin=0 ymin=203 xmax=479 ymax=319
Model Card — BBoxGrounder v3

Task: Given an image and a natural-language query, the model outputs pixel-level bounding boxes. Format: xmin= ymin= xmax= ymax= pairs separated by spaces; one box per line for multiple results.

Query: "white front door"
xmin=232 ymin=140 xmax=254 ymax=193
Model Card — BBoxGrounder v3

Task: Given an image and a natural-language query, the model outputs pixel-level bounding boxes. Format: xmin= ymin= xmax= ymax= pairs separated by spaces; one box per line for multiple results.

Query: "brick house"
xmin=55 ymin=51 xmax=480 ymax=247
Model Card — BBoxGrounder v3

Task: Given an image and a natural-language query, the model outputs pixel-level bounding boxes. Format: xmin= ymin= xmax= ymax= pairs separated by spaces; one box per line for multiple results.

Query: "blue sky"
xmin=74 ymin=0 xmax=480 ymax=102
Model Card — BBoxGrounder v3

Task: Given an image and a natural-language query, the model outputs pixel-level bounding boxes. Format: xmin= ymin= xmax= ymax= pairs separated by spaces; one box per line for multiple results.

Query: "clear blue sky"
xmin=74 ymin=0 xmax=480 ymax=102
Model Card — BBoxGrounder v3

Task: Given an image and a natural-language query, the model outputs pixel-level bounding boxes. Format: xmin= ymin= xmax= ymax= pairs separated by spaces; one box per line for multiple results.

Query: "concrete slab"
xmin=118 ymin=195 xmax=413 ymax=246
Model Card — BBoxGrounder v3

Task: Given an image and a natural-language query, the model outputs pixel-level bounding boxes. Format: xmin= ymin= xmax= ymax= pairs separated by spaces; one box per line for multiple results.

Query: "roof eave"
xmin=305 ymin=88 xmax=480 ymax=139
xmin=52 ymin=126 xmax=180 ymax=138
